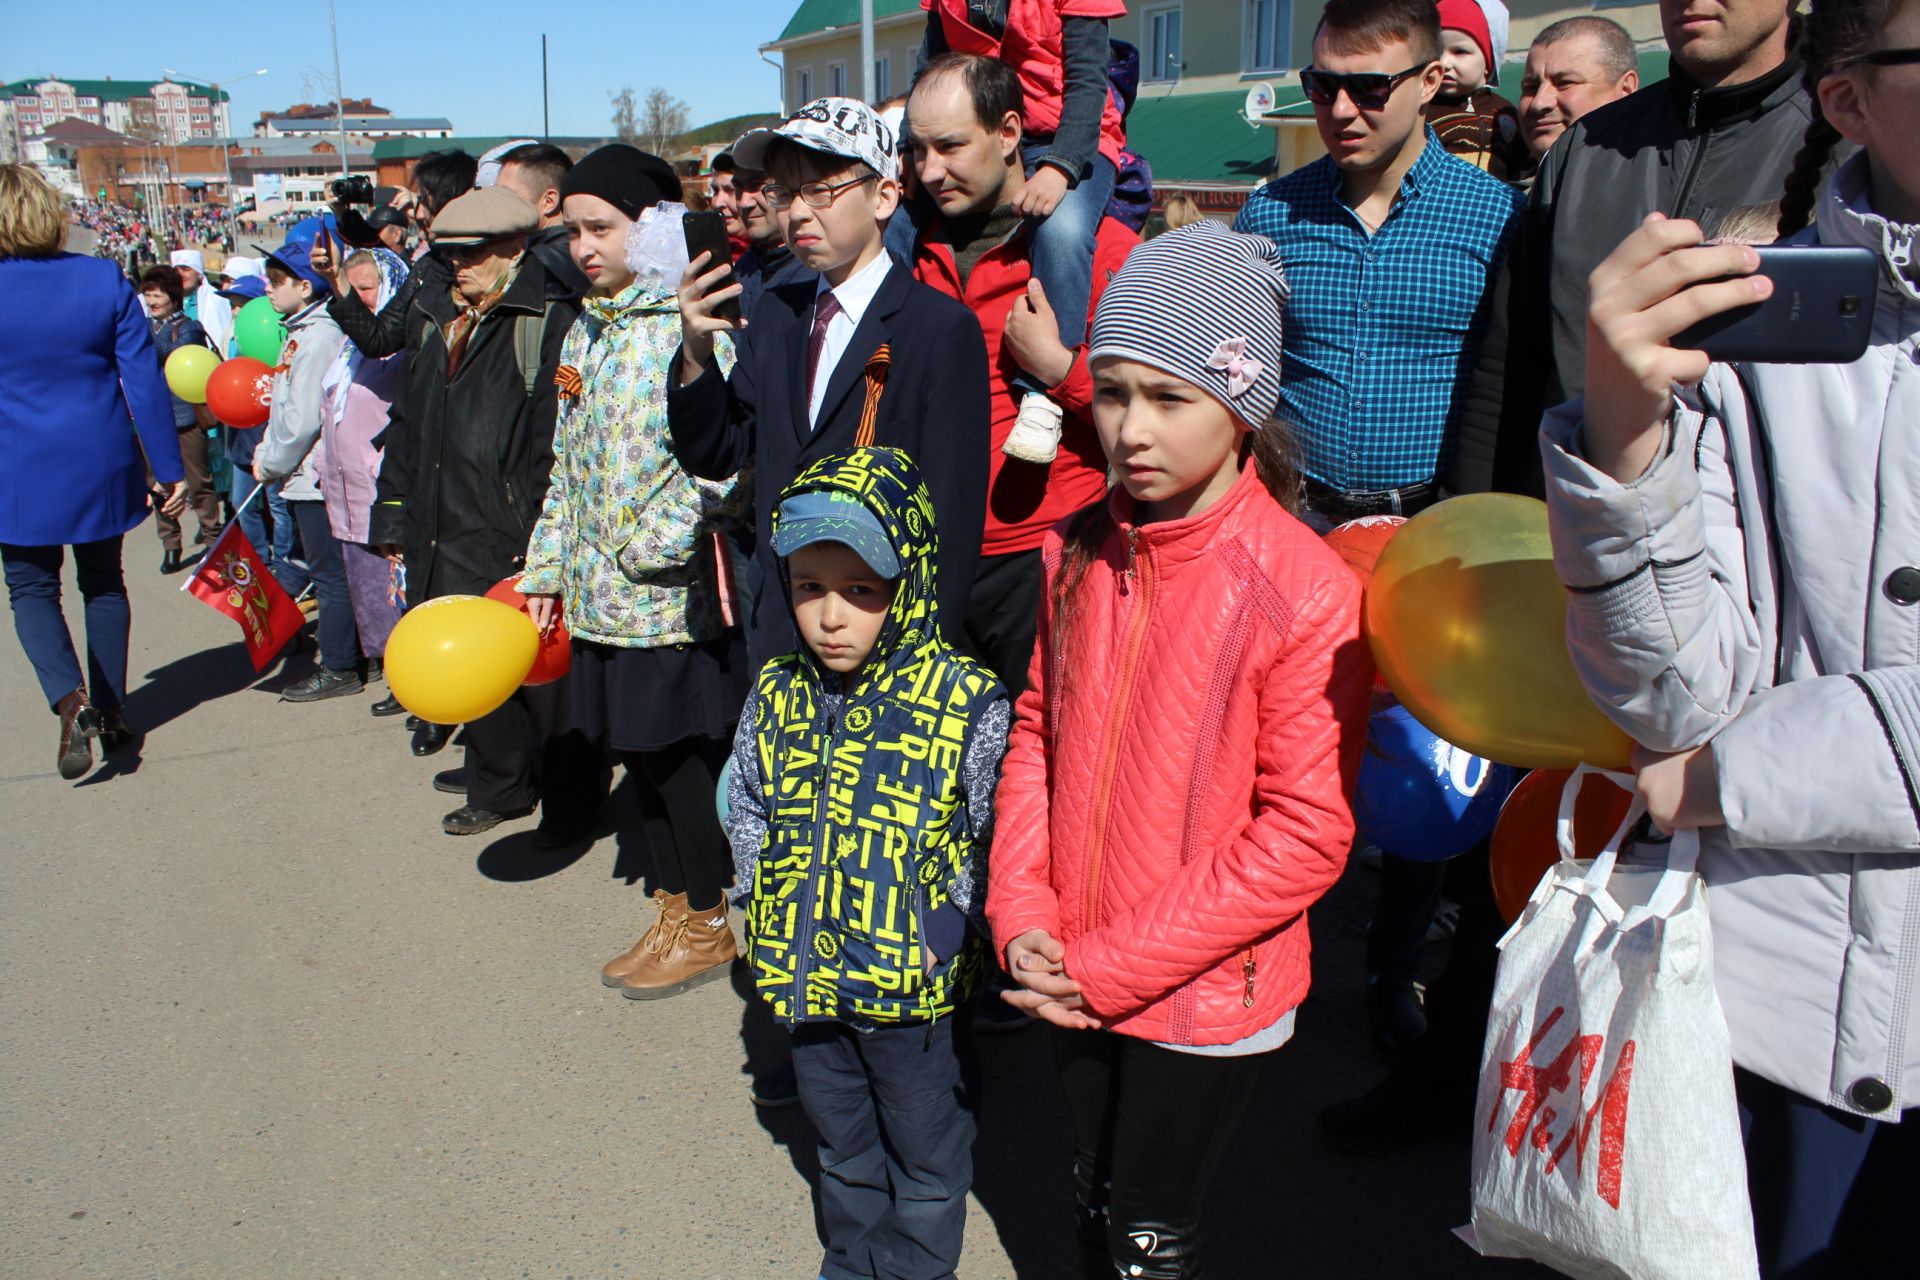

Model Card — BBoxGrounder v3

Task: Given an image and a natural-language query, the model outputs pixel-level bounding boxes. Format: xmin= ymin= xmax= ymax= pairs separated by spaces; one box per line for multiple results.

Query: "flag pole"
xmin=178 ymin=476 xmax=268 ymax=591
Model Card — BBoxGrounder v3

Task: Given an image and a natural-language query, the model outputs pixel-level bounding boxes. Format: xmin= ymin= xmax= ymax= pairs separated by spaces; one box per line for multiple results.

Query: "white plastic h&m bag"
xmin=1464 ymin=767 xmax=1759 ymax=1279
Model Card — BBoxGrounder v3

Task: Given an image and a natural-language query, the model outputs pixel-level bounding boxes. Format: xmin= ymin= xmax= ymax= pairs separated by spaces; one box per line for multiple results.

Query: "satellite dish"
xmin=1244 ymin=82 xmax=1277 ymax=119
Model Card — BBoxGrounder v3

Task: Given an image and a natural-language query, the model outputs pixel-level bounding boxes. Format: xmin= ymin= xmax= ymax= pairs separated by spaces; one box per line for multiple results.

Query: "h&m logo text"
xmin=1491 ymin=1005 xmax=1636 ymax=1210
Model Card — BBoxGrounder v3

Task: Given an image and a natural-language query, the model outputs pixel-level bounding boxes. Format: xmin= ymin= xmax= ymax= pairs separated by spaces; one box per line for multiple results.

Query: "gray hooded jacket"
xmin=1540 ymin=152 xmax=1920 ymax=1120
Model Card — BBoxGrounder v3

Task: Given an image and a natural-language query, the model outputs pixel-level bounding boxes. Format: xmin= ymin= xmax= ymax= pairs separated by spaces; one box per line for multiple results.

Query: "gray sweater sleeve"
xmin=724 ymin=686 xmax=768 ymax=906
xmin=256 ymin=316 xmax=346 ymax=481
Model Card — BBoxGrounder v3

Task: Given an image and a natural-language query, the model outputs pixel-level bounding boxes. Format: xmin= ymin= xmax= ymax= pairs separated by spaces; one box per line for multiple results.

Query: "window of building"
xmin=873 ymin=54 xmax=890 ymax=101
xmin=1145 ymin=5 xmax=1184 ymax=82
xmin=1244 ymin=0 xmax=1292 ymax=73
xmin=797 ymin=67 xmax=813 ymax=104
xmin=828 ymin=61 xmax=847 ymax=97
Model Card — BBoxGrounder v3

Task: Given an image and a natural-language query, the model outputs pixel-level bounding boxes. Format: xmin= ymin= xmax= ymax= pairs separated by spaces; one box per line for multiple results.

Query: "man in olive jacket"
xmin=370 ymin=187 xmax=597 ymax=839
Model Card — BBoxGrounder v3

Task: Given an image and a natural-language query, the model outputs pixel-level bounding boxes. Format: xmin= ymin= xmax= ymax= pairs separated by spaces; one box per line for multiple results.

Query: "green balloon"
xmin=234 ymin=295 xmax=287 ymax=364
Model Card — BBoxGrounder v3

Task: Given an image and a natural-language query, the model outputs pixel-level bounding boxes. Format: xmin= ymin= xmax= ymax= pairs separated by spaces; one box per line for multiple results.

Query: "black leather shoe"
xmin=442 ymin=804 xmax=530 ymax=836
xmin=404 ymin=714 xmax=422 ymax=730
xmin=281 ymin=667 xmax=365 ymax=703
xmin=432 ymin=767 xmax=468 ymax=795
xmin=370 ymin=693 xmax=407 ymax=717
xmin=749 ymin=1060 xmax=800 ymax=1110
xmin=1368 ymin=978 xmax=1428 ymax=1059
xmin=533 ymin=817 xmax=597 ymax=849
xmin=159 ymin=547 xmax=184 ymax=575
xmin=412 ymin=721 xmax=454 ymax=756
xmin=98 ymin=707 xmax=137 ymax=752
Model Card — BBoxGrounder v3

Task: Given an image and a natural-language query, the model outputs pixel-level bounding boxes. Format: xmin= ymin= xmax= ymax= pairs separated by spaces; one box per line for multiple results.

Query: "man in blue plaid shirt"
xmin=1233 ymin=0 xmax=1521 ymax=524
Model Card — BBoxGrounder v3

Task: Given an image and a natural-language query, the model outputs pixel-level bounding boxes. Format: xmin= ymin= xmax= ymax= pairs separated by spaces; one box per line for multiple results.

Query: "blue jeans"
xmin=229 ymin=469 xmax=304 ymax=590
xmin=792 ymin=1017 xmax=974 ymax=1280
xmin=1020 ymin=141 xmax=1115 ymax=360
xmin=290 ymin=500 xmax=360 ymax=672
xmin=1 ymin=536 xmax=130 ymax=712
xmin=1738 ymin=1067 xmax=1917 ymax=1276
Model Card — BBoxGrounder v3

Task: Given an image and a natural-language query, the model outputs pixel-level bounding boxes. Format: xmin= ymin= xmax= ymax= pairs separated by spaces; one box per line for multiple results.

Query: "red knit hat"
xmin=1434 ymin=0 xmax=1494 ymax=79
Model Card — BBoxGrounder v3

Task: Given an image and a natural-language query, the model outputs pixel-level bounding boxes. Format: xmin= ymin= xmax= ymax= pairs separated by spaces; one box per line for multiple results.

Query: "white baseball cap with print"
xmin=731 ymin=97 xmax=899 ymax=184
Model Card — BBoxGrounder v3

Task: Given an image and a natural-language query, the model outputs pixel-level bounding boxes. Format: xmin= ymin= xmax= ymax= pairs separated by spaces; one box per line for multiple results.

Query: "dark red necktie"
xmin=805 ymin=290 xmax=842 ymax=417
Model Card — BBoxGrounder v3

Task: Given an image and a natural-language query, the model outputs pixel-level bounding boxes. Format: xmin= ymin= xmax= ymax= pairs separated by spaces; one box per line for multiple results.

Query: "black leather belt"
xmin=1303 ymin=478 xmax=1438 ymax=522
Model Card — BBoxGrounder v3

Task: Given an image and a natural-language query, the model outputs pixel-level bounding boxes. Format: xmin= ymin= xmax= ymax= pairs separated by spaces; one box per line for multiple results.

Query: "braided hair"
xmin=1776 ymin=0 xmax=1898 ymax=236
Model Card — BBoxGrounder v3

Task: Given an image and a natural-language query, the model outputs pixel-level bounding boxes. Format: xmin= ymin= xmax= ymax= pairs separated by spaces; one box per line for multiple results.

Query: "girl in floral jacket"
xmin=520 ymin=145 xmax=750 ymax=1001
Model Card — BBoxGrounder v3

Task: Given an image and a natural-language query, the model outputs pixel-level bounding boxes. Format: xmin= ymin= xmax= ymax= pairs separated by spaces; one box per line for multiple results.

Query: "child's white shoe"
xmin=1002 ymin=392 xmax=1064 ymax=464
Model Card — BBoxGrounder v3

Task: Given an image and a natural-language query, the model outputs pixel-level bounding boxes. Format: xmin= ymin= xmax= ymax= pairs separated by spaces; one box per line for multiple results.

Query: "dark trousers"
xmin=1053 ymin=1027 xmax=1266 ymax=1279
xmin=792 ymin=1017 xmax=975 ymax=1280
xmin=960 ymin=548 xmax=1044 ymax=698
xmin=1 ymin=537 xmax=130 ymax=712
xmin=290 ymin=500 xmax=360 ymax=672
xmin=151 ymin=424 xmax=223 ymax=549
xmin=617 ymin=735 xmax=729 ymax=910
xmin=1737 ymin=1068 xmax=1917 ymax=1278
xmin=1365 ymin=850 xmax=1457 ymax=985
xmin=463 ymin=675 xmax=604 ymax=822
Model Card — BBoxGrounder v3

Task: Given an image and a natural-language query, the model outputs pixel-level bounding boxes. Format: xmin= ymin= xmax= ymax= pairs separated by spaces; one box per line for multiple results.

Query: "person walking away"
xmin=0 ymin=164 xmax=186 ymax=776
xmin=138 ymin=265 xmax=223 ymax=571
xmin=253 ymin=227 xmax=357 ymax=701
xmin=370 ymin=187 xmax=587 ymax=836
xmin=318 ymin=249 xmax=410 ymax=708
xmin=1541 ymin=0 xmax=1920 ymax=1268
xmin=518 ymin=144 xmax=749 ymax=959
xmin=920 ymin=0 xmax=1129 ymax=467
xmin=988 ymin=222 xmax=1372 ymax=1279
xmin=729 ymin=447 xmax=1009 ymax=1280
xmin=669 ymin=97 xmax=990 ymax=672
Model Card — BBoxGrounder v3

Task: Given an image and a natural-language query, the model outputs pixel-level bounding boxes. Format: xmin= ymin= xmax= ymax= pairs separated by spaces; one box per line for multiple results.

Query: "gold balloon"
xmin=163 ymin=345 xmax=220 ymax=404
xmin=383 ymin=595 xmax=539 ymax=726
xmin=1365 ymin=494 xmax=1634 ymax=770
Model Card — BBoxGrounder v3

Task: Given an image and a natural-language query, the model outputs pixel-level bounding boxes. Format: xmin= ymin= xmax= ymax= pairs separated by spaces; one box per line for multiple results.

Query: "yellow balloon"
xmin=1365 ymin=494 xmax=1634 ymax=770
xmin=384 ymin=595 xmax=540 ymax=726
xmin=163 ymin=344 xmax=220 ymax=404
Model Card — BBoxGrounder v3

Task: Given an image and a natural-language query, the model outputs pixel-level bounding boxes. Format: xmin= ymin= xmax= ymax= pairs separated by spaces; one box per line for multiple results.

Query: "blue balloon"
xmin=1354 ymin=701 xmax=1517 ymax=862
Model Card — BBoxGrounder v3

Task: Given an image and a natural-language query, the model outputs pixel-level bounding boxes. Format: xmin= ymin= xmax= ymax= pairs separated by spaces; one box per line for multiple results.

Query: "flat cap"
xmin=430 ymin=187 xmax=538 ymax=246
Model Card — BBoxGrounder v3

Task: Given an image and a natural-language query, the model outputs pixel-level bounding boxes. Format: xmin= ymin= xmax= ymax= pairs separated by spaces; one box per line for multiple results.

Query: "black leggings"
xmin=618 ymin=737 xmax=729 ymax=912
xmin=1053 ymin=1027 xmax=1266 ymax=1280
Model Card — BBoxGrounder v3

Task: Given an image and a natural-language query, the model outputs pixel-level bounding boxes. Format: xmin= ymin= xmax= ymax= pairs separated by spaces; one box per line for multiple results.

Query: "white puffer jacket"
xmin=1540 ymin=151 xmax=1920 ymax=1121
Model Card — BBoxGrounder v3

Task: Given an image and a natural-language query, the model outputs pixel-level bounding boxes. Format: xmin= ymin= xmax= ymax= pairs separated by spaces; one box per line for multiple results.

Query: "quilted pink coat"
xmin=988 ymin=464 xmax=1371 ymax=1045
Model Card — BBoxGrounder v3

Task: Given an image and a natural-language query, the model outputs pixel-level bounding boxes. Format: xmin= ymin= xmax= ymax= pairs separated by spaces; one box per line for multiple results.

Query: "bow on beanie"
xmin=558 ymin=144 xmax=684 ymax=219
xmin=1089 ymin=221 xmax=1290 ymax=429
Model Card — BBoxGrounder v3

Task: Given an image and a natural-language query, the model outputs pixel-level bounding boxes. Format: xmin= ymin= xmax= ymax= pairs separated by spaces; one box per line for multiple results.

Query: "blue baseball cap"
xmin=218 ymin=276 xmax=267 ymax=302
xmin=773 ymin=490 xmax=900 ymax=579
xmin=263 ymin=238 xmax=333 ymax=297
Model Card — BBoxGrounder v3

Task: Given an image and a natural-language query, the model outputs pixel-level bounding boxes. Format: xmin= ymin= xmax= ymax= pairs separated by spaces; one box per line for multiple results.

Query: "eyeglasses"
xmin=1846 ymin=47 xmax=1920 ymax=68
xmin=760 ymin=174 xmax=872 ymax=211
xmin=1299 ymin=62 xmax=1433 ymax=110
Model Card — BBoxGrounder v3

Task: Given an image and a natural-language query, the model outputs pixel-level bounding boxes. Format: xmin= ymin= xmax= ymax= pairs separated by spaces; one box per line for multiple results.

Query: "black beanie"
xmin=558 ymin=144 xmax=683 ymax=219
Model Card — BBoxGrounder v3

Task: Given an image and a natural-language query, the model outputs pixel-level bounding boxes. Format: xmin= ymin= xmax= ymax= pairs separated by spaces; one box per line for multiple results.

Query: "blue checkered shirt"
xmin=1232 ymin=131 xmax=1521 ymax=491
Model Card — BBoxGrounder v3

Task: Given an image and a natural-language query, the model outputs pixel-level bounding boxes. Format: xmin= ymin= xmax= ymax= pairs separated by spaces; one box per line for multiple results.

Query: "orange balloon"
xmin=484 ymin=573 xmax=572 ymax=686
xmin=1324 ymin=515 xmax=1406 ymax=584
xmin=1489 ymin=767 xmax=1635 ymax=922
xmin=1365 ymin=494 xmax=1635 ymax=770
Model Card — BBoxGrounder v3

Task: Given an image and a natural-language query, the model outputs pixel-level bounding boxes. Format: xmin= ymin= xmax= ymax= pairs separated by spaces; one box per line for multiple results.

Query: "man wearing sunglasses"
xmin=1232 ymin=0 xmax=1522 ymax=530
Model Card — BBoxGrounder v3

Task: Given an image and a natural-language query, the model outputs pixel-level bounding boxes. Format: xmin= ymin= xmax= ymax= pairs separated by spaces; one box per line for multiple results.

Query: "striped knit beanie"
xmin=1089 ymin=220 xmax=1289 ymax=429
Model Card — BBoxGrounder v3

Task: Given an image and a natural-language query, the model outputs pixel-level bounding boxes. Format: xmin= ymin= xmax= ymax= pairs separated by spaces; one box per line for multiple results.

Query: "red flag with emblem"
xmin=183 ymin=524 xmax=305 ymax=670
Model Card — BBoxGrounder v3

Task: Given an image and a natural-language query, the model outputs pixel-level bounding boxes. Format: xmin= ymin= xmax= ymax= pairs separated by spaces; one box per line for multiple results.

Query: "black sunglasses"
xmin=1299 ymin=62 xmax=1433 ymax=110
xmin=1848 ymin=47 xmax=1920 ymax=68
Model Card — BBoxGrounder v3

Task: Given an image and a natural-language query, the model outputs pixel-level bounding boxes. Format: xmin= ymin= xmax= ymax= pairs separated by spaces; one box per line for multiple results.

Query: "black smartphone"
xmin=1673 ymin=245 xmax=1879 ymax=364
xmin=681 ymin=210 xmax=741 ymax=325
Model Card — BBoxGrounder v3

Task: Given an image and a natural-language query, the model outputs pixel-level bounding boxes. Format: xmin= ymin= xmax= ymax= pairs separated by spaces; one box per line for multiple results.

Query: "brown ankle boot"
xmin=55 ymin=688 xmax=99 ymax=781
xmin=620 ymin=897 xmax=739 ymax=1001
xmin=600 ymin=890 xmax=686 ymax=987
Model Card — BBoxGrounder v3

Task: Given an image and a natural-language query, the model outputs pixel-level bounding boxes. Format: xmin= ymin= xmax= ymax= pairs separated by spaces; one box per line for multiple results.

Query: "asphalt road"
xmin=0 ymin=540 xmax=1552 ymax=1279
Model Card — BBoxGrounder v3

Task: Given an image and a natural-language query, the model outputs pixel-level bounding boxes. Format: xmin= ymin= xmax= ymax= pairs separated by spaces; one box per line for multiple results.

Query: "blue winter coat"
xmin=0 ymin=254 xmax=184 ymax=546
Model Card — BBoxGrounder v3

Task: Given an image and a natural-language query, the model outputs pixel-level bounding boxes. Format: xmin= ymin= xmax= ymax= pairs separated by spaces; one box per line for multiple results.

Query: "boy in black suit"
xmin=670 ymin=96 xmax=990 ymax=669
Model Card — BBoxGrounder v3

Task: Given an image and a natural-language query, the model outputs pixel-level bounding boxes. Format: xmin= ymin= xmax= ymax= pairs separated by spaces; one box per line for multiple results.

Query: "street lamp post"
xmin=164 ymin=66 xmax=268 ymax=243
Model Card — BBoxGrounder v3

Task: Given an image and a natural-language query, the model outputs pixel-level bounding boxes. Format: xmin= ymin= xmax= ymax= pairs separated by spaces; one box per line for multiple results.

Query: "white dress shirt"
xmin=808 ymin=250 xmax=894 ymax=429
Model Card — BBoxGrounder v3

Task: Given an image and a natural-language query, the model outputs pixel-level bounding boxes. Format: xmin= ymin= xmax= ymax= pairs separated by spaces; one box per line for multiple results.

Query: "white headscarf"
xmin=169 ymin=248 xmax=206 ymax=273
xmin=322 ymin=248 xmax=411 ymax=424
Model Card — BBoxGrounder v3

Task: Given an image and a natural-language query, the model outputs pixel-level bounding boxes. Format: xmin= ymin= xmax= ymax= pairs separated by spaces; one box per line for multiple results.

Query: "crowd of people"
xmin=1 ymin=0 xmax=1915 ymax=1276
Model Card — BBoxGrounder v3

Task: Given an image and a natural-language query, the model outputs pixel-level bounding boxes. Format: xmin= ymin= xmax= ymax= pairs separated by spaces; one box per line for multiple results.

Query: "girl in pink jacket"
xmin=987 ymin=222 xmax=1371 ymax=1278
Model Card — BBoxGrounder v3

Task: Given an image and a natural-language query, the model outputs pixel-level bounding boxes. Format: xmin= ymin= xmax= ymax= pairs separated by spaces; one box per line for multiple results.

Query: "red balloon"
xmin=1325 ymin=515 xmax=1406 ymax=690
xmin=205 ymin=357 xmax=275 ymax=428
xmin=1489 ymin=767 xmax=1636 ymax=922
xmin=485 ymin=574 xmax=571 ymax=686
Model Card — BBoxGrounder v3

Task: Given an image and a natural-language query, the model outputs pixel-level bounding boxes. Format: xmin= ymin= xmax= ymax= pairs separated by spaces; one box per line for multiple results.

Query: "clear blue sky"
xmin=8 ymin=0 xmax=813 ymax=138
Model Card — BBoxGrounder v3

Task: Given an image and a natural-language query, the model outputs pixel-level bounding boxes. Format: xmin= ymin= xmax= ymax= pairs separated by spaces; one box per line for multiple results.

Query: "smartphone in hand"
xmin=681 ymin=210 xmax=741 ymax=326
xmin=1674 ymin=245 xmax=1879 ymax=365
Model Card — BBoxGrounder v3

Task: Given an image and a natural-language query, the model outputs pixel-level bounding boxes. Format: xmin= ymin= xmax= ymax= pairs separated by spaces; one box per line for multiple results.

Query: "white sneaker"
xmin=1002 ymin=392 xmax=1064 ymax=464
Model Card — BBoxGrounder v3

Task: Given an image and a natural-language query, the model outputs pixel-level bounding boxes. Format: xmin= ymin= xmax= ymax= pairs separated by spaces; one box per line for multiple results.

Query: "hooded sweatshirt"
xmin=725 ymin=447 xmax=1011 ymax=1028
